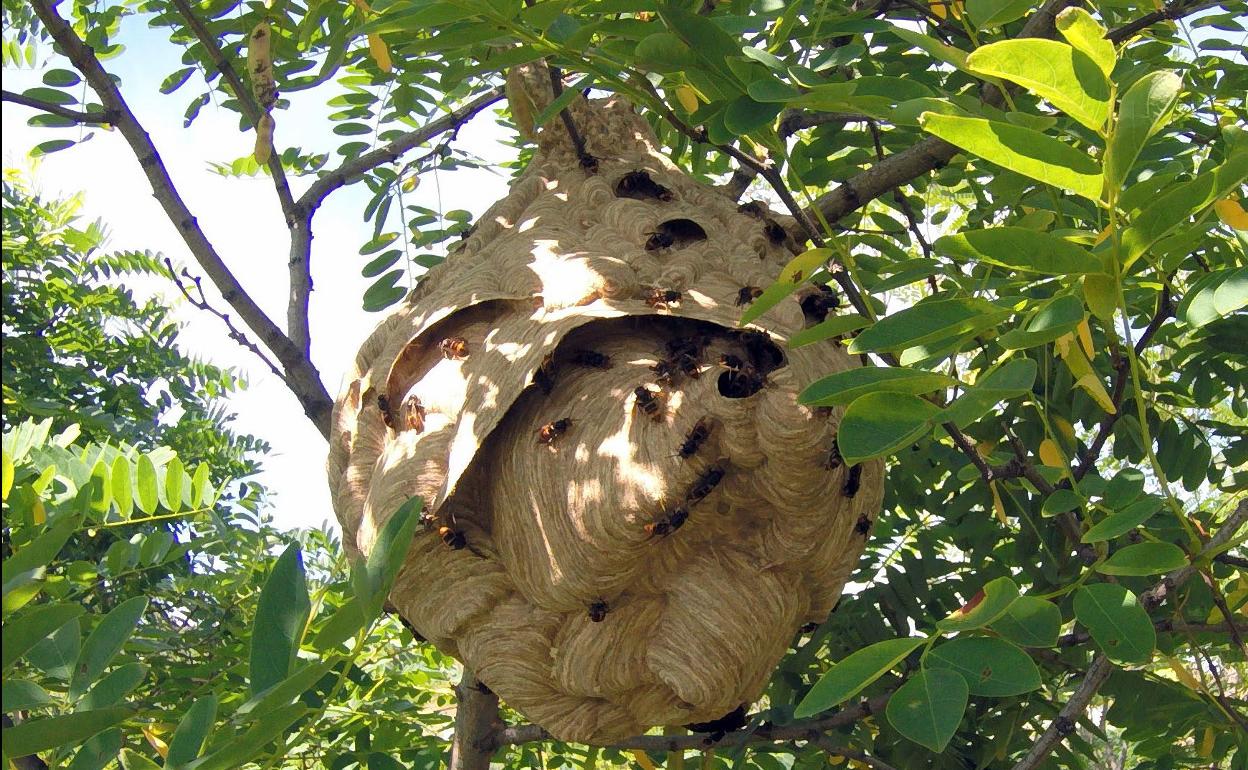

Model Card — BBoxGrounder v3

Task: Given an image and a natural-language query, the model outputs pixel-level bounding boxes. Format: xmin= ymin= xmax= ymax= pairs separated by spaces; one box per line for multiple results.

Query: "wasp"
xmin=822 ymin=437 xmax=842 ymax=471
xmin=763 ymin=218 xmax=787 ymax=245
xmin=378 ymin=393 xmax=395 ymax=429
xmin=537 ymin=417 xmax=573 ymax=446
xmin=438 ymin=526 xmax=467 ymax=550
xmin=403 ymin=394 xmax=427 ymax=433
xmin=687 ymin=465 xmax=726 ymax=506
xmin=645 ymin=288 xmax=682 ymax=308
xmin=854 ymin=513 xmax=872 ymax=536
xmin=588 ymin=599 xmax=610 ymax=622
xmin=579 ymin=154 xmax=600 ymax=174
xmin=439 ymin=336 xmax=469 ymax=360
xmin=650 ymin=359 xmax=678 ymax=386
xmin=645 ymin=230 xmax=675 ymax=251
xmin=634 ymin=385 xmax=664 ymax=421
xmin=719 ymin=353 xmax=745 ymax=374
xmin=569 ymin=349 xmax=611 ymax=369
xmin=645 ymin=506 xmax=689 ymax=538
xmin=800 ymin=284 xmax=840 ymax=324
xmin=532 ymin=353 xmax=556 ymax=394
xmin=737 ymin=201 xmax=767 ymax=219
xmin=738 ymin=329 xmax=784 ymax=373
xmin=799 ymin=622 xmax=819 ymax=634
xmin=789 ymin=269 xmax=805 ymax=284
xmin=616 ymin=170 xmax=674 ymax=201
xmin=676 ymin=418 xmax=712 ymax=460
xmin=843 ymin=464 xmax=863 ymax=498
xmin=736 ymin=286 xmax=763 ymax=306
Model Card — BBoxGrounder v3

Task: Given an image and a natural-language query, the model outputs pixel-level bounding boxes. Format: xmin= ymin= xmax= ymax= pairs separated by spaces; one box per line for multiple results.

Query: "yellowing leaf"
xmin=1075 ymin=373 xmax=1117 ymax=413
xmin=33 ymin=498 xmax=46 ymax=524
xmin=1094 ymin=223 xmax=1113 ymax=245
xmin=1077 ymin=318 xmax=1094 ymax=356
xmin=506 ymin=66 xmax=539 ymax=141
xmin=143 ymin=727 xmax=169 ymax=758
xmin=402 ymin=175 xmax=419 ymax=193
xmin=675 ymin=85 xmax=699 ymax=113
xmin=632 ymin=750 xmax=658 ymax=770
xmin=1166 ymin=656 xmax=1201 ymax=691
xmin=1200 ymin=726 xmax=1215 ymax=758
xmin=1038 ymin=439 xmax=1064 ymax=467
xmin=1053 ymin=415 xmax=1075 ymax=445
xmin=1214 ymin=197 xmax=1248 ymax=230
xmin=368 ymin=34 xmax=392 ymax=72
xmin=990 ymin=481 xmax=1007 ymax=524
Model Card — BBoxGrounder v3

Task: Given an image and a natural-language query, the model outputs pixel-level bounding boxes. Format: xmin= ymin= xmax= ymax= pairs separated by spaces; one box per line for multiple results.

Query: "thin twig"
xmin=547 ymin=64 xmax=595 ymax=169
xmin=1012 ymin=497 xmax=1248 ymax=770
xmin=2 ymin=89 xmax=115 ymax=124
xmin=27 ymin=0 xmax=335 ymax=436
xmin=164 ymin=258 xmax=287 ymax=383
xmin=1106 ymin=0 xmax=1223 ymax=43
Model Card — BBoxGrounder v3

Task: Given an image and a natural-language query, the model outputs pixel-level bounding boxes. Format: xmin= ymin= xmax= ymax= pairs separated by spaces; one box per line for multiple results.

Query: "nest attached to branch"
xmin=326 ymin=70 xmax=884 ymax=744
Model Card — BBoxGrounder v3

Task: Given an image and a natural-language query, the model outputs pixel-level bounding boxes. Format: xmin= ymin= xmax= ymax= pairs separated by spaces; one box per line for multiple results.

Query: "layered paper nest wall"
xmin=326 ymin=79 xmax=884 ymax=744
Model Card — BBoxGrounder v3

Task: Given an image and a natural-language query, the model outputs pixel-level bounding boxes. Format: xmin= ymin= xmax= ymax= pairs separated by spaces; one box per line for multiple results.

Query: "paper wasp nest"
xmin=326 ymin=72 xmax=884 ymax=744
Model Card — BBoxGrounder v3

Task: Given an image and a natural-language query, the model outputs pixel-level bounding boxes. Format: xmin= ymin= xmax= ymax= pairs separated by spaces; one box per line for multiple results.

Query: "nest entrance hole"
xmin=615 ymin=170 xmax=674 ymax=202
xmin=647 ymin=219 xmax=708 ymax=251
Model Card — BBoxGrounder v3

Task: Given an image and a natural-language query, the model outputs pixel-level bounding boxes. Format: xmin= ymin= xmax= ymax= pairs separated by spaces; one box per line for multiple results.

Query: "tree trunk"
xmin=449 ymin=669 xmax=501 ymax=770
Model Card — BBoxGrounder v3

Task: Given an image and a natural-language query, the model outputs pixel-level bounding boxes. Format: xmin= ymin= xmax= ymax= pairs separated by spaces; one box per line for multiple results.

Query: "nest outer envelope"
xmin=326 ymin=86 xmax=884 ymax=744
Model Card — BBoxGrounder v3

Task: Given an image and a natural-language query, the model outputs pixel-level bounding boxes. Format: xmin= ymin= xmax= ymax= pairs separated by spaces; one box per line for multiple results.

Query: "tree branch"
xmin=164 ymin=258 xmax=287 ymax=383
xmin=449 ymin=670 xmax=501 ymax=770
xmin=804 ymin=0 xmax=1075 ymax=230
xmin=164 ymin=0 xmax=317 ymax=355
xmin=28 ymin=0 xmax=334 ymax=436
xmin=2 ymin=89 xmax=115 ymax=124
xmin=1106 ymin=0 xmax=1224 ymax=43
xmin=1012 ymin=496 xmax=1248 ymax=770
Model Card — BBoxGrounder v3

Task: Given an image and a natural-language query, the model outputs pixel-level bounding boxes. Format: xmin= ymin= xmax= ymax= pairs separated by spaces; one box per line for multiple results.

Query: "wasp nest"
xmin=326 ymin=71 xmax=884 ymax=744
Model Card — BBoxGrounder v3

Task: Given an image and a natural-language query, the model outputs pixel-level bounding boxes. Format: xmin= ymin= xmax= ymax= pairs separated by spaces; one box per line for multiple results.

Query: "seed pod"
xmin=254 ymin=113 xmax=275 ymax=165
xmin=247 ymin=22 xmax=277 ymax=110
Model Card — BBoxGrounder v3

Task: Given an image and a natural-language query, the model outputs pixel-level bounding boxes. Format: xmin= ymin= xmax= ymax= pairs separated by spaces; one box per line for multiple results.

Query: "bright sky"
xmin=2 ymin=19 xmax=514 ymax=530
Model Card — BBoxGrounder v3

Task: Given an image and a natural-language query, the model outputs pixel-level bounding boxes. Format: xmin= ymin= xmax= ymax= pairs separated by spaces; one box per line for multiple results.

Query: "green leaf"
xmin=799 ymin=368 xmax=956 ymax=407
xmin=70 ymin=595 xmax=148 ymax=699
xmin=793 ymin=636 xmax=926 ymax=717
xmin=2 ymin=603 xmax=83 ymax=671
xmin=3 ymin=514 xmax=80 ymax=591
xmin=966 ymin=0 xmax=1033 ymax=28
xmin=355 ymin=495 xmax=424 ymax=615
xmin=26 ymin=616 xmax=81 ymax=680
xmin=183 ymin=704 xmax=307 ymax=770
xmin=919 ymin=113 xmax=1103 ymax=201
xmin=249 ymin=544 xmax=311 ymax=696
xmin=990 ymin=595 xmax=1062 ymax=647
xmin=160 ymin=67 xmax=196 ymax=94
xmin=937 ymin=577 xmax=1020 ymax=632
xmin=67 ymin=728 xmax=123 ymax=770
xmin=2 ymin=679 xmax=54 ymax=713
xmin=1081 ymin=496 xmax=1164 ymax=542
xmin=164 ymin=455 xmax=184 ymax=513
xmin=887 ymin=25 xmax=968 ymax=71
xmin=190 ymin=463 xmax=212 ymax=507
xmin=87 ymin=459 xmax=111 ymax=516
xmin=1073 ymin=583 xmax=1156 ymax=664
xmin=927 ymin=637 xmax=1041 ymax=695
xmin=1105 ymin=71 xmax=1182 ymax=189
xmin=1121 ymin=150 xmax=1248 ymax=266
xmin=33 ymin=139 xmax=76 ymax=156
xmin=788 ymin=314 xmax=869 ymax=348
xmin=120 ymin=748 xmax=163 ymax=770
xmin=966 ymin=39 xmax=1110 ymax=131
xmin=848 ymin=297 xmax=1005 ymax=354
xmin=135 ymin=454 xmax=158 ymax=514
xmin=238 ymin=660 xmax=334 ymax=718
xmin=998 ymin=295 xmax=1085 ymax=349
xmin=0 ymin=706 xmax=130 ymax=757
xmin=935 ymin=228 xmax=1096 ymax=274
xmin=1055 ymin=7 xmax=1115 ymax=78
xmin=941 ymin=358 xmax=1038 ymax=427
xmin=43 ymin=68 xmax=82 ymax=87
xmin=722 ymin=95 xmax=782 ymax=136
xmin=1096 ymin=543 xmax=1187 ymax=576
xmin=635 ymin=32 xmax=698 ymax=73
xmin=1178 ymin=268 xmax=1248 ymax=329
xmin=311 ymin=597 xmax=368 ymax=651
xmin=1041 ymin=488 xmax=1083 ymax=517
xmin=167 ymin=695 xmax=218 ymax=769
xmin=739 ymin=248 xmax=834 ymax=327
xmin=885 ymin=668 xmax=968 ymax=753
xmin=363 ymin=270 xmax=406 ymax=313
xmin=532 ymin=74 xmax=594 ymax=130
xmin=837 ymin=392 xmax=940 ymax=465
xmin=80 ymin=662 xmax=147 ymax=709
xmin=110 ymin=456 xmax=133 ymax=519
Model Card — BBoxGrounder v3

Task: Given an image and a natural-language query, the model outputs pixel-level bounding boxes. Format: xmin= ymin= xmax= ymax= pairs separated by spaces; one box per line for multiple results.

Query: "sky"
xmin=2 ymin=16 xmax=514 ymax=531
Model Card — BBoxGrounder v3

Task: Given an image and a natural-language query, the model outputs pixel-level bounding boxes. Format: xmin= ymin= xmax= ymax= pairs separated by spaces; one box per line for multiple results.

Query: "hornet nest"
xmin=326 ymin=67 xmax=884 ymax=744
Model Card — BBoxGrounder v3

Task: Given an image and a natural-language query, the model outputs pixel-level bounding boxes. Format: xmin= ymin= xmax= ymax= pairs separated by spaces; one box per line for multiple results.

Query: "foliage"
xmin=4 ymin=0 xmax=1248 ymax=768
xmin=1 ymin=177 xmax=267 ymax=485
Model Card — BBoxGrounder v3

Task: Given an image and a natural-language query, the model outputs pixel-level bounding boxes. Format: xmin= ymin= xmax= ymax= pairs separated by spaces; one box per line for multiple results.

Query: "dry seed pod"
xmin=327 ymin=61 xmax=882 ymax=745
xmin=254 ymin=113 xmax=275 ymax=165
xmin=247 ymin=22 xmax=276 ymax=110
